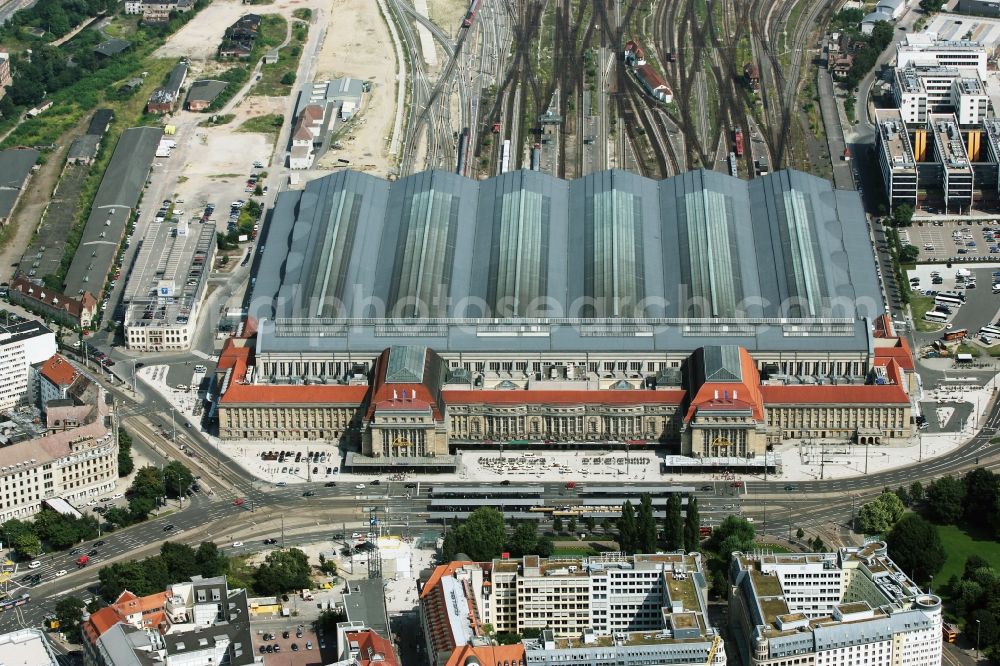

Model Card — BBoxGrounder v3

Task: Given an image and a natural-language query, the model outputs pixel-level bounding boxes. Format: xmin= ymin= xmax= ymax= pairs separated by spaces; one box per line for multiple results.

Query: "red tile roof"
xmin=636 ymin=63 xmax=669 ymax=91
xmin=366 ymin=349 xmax=442 ymax=421
xmin=760 ymin=384 xmax=909 ymax=405
xmin=874 ymin=337 xmax=914 ymax=371
xmin=345 ymin=629 xmax=400 ymax=666
xmin=445 ymin=644 xmax=526 ymax=666
xmin=442 ymin=389 xmax=686 ymax=406
xmin=81 ymin=589 xmax=171 ymax=644
xmin=39 ymin=354 xmax=80 ymax=388
xmin=419 ymin=561 xmax=478 ymax=600
xmin=221 ymin=382 xmax=368 ymax=405
xmin=686 ymin=347 xmax=765 ymax=421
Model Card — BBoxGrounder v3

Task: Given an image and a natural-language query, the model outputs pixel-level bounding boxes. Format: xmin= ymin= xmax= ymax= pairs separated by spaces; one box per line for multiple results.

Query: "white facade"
xmin=0 ymin=321 xmax=56 ymax=411
xmin=729 ymin=544 xmax=943 ymax=666
xmin=896 ymin=34 xmax=988 ymax=79
xmin=0 ymin=380 xmax=116 ymax=522
xmin=124 ymin=0 xmax=142 ymax=13
xmin=893 ymin=65 xmax=990 ymax=125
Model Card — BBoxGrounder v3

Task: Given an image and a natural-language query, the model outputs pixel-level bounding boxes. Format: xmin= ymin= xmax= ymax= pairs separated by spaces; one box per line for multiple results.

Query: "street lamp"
xmin=977 ymin=618 xmax=981 ymax=658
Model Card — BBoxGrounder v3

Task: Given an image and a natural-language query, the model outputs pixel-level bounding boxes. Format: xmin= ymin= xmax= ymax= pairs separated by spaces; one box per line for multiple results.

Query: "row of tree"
xmin=0 ymin=508 xmax=99 ymax=557
xmin=946 ymin=556 xmax=1000 ymax=662
xmin=617 ymin=494 xmax=700 ymax=555
xmin=104 ymin=462 xmax=195 ymax=528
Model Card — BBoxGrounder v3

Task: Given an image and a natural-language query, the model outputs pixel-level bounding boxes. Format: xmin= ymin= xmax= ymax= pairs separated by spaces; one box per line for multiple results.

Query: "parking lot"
xmin=907 ymin=263 xmax=1000 ymax=338
xmin=252 ymin=621 xmax=325 ymax=665
xmin=905 ymin=219 xmax=1000 ymax=263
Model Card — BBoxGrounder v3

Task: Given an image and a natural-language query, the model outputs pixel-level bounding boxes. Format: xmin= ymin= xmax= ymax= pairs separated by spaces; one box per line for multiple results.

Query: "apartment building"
xmin=419 ymin=554 xmax=725 ymax=666
xmin=0 ymin=320 xmax=56 ymax=411
xmin=728 ymin=543 xmax=943 ymax=666
xmin=38 ymin=354 xmax=82 ymax=409
xmin=82 ymin=575 xmax=255 ymax=666
xmin=0 ymin=373 xmax=117 ymax=522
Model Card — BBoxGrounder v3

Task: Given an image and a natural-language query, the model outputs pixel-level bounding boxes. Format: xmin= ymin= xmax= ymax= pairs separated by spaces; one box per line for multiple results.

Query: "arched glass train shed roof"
xmin=251 ymin=168 xmax=882 ymax=355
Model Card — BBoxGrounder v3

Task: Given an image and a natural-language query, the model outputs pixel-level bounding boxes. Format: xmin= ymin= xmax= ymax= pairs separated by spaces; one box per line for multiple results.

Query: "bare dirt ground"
xmin=426 ymin=0 xmax=466 ymax=40
xmin=167 ymin=110 xmax=273 ymax=207
xmin=310 ymin=0 xmax=398 ymax=175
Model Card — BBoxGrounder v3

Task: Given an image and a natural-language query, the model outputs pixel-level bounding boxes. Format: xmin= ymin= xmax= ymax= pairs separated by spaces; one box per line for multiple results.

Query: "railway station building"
xmin=216 ymin=168 xmax=915 ymax=466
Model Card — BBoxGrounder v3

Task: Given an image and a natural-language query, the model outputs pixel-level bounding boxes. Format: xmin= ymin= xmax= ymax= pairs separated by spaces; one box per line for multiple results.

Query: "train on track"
xmin=456 ymin=128 xmax=470 ymax=177
xmin=733 ymin=127 xmax=744 ymax=157
xmin=462 ymin=0 xmax=479 ymax=27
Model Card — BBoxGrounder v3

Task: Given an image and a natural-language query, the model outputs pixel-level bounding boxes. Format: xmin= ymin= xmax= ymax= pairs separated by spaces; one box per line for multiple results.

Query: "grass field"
xmin=933 ymin=523 xmax=1000 ymax=589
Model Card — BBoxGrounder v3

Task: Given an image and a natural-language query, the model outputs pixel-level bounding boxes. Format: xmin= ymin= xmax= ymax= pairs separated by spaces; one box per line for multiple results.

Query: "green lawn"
xmin=933 ymin=523 xmax=1000 ymax=589
xmin=910 ymin=294 xmax=943 ymax=333
xmin=237 ymin=113 xmax=283 ymax=143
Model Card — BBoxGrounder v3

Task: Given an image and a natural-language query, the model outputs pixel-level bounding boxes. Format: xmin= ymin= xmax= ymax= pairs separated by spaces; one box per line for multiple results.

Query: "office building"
xmin=895 ymin=33 xmax=987 ymax=79
xmin=893 ymin=64 xmax=990 ymax=126
xmin=38 ymin=353 xmax=82 ymax=409
xmin=124 ymin=218 xmax=216 ymax=351
xmin=728 ymin=543 xmax=943 ymax=666
xmin=82 ymin=575 xmax=255 ymax=666
xmin=418 ymin=554 xmax=725 ymax=666
xmin=0 ymin=319 xmax=56 ymax=411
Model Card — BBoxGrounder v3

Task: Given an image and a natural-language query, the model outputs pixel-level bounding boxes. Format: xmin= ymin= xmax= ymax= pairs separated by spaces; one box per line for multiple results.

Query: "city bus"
xmin=934 ymin=293 xmax=964 ymax=307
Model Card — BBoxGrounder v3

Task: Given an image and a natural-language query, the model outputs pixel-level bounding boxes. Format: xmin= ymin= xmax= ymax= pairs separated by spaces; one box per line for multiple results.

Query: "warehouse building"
xmin=728 ymin=543 xmax=943 ymax=666
xmin=123 ymin=218 xmax=217 ymax=351
xmin=62 ymin=126 xmax=162 ymax=305
xmin=0 ymin=149 xmax=39 ymax=226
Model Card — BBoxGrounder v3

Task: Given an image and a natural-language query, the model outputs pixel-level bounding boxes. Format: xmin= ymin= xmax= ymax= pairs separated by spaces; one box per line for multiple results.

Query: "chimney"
xmin=393 ymin=389 xmax=398 ymax=401
xmin=713 ymin=390 xmax=719 ymax=400
xmin=733 ymin=389 xmax=738 ymax=401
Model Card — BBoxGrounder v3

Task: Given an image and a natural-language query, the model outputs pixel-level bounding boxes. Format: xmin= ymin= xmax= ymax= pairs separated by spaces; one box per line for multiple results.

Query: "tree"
xmin=160 ymin=542 xmax=198 ymax=581
xmin=899 ymin=244 xmax=920 ymax=264
xmin=663 ymin=493 xmax=683 ymax=551
xmin=857 ymin=491 xmax=906 ymax=535
xmin=104 ymin=506 xmax=132 ymax=529
xmin=552 ymin=515 xmax=563 ymax=533
xmin=254 ymin=548 xmax=312 ymax=595
xmin=683 ymin=496 xmax=700 ymax=553
xmin=0 ymin=519 xmax=41 ymax=557
xmin=886 ymin=513 xmax=946 ymax=584
xmin=506 ymin=522 xmax=538 ymax=557
xmin=894 ymin=486 xmax=911 ymax=507
xmin=280 ymin=71 xmax=295 ymax=85
xmin=637 ymin=495 xmax=657 ymax=553
xmin=926 ymin=475 xmax=965 ymax=524
xmin=447 ymin=507 xmax=507 ymax=562
xmin=909 ymin=481 xmax=924 ymax=504
xmin=195 ymin=541 xmax=228 ymax=578
xmin=795 ymin=527 xmax=805 ymax=540
xmin=962 ymin=468 xmax=1000 ymax=535
xmin=118 ymin=428 xmax=134 ymax=477
xmin=713 ymin=516 xmax=756 ymax=561
xmin=536 ymin=536 xmax=554 ymax=557
xmin=163 ymin=461 xmax=195 ymax=499
xmin=130 ymin=466 xmax=165 ymax=502
xmin=890 ymin=202 xmax=913 ymax=227
xmin=811 ymin=537 xmax=826 ymax=552
xmin=54 ymin=597 xmax=86 ymax=642
xmin=617 ymin=500 xmax=637 ymax=554
xmin=585 ymin=516 xmax=596 ymax=532
xmin=567 ymin=517 xmax=577 ymax=534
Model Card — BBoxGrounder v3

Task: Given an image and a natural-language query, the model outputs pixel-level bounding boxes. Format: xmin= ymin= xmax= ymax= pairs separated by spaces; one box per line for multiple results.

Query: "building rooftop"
xmin=64 ymin=127 xmax=163 ymax=298
xmin=124 ymin=218 xmax=215 ymax=329
xmin=0 ymin=628 xmax=59 ymax=665
xmin=929 ymin=113 xmax=973 ymax=173
xmin=875 ymin=109 xmax=916 ymax=171
xmin=343 ymin=579 xmax=389 ymax=638
xmin=0 ymin=149 xmax=39 ymax=219
xmin=185 ymin=79 xmax=228 ymax=105
xmin=251 ymin=168 xmax=883 ymax=356
xmin=38 ymin=353 xmax=81 ymax=388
